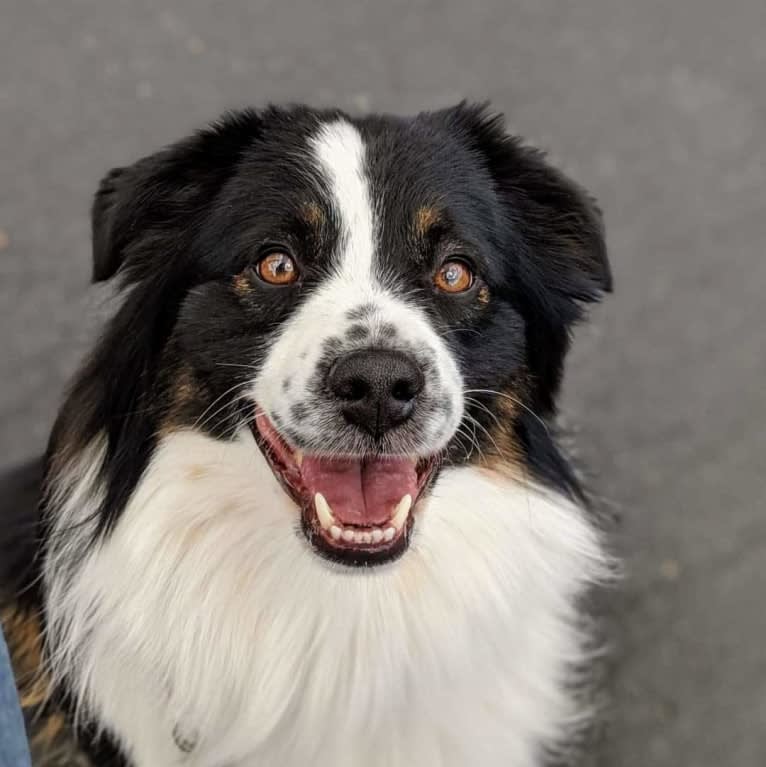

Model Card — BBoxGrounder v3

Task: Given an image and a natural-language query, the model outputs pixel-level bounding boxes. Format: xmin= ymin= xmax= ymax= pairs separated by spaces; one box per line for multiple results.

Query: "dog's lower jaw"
xmin=43 ymin=429 xmax=608 ymax=767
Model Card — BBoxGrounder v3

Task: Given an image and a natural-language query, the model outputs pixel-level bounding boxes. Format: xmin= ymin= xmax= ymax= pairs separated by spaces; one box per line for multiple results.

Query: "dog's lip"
xmin=249 ymin=410 xmax=439 ymax=564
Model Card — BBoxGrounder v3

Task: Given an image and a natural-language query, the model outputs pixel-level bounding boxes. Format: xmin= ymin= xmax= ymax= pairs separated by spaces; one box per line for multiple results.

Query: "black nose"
xmin=329 ymin=349 xmax=424 ymax=437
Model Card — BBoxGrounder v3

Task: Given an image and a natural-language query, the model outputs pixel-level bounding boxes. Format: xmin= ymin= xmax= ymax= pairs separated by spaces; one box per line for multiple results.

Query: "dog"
xmin=1 ymin=102 xmax=613 ymax=766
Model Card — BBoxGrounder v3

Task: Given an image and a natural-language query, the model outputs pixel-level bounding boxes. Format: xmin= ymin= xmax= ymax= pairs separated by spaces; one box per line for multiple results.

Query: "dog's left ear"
xmin=91 ymin=109 xmax=263 ymax=284
xmin=440 ymin=103 xmax=612 ymax=412
xmin=444 ymin=103 xmax=612 ymax=319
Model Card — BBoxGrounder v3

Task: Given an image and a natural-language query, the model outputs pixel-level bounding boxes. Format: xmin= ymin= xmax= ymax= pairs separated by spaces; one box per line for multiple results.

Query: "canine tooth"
xmin=314 ymin=493 xmax=335 ymax=530
xmin=330 ymin=525 xmax=342 ymax=540
xmin=390 ymin=494 xmax=412 ymax=530
xmin=383 ymin=527 xmax=396 ymax=542
xmin=342 ymin=529 xmax=355 ymax=542
xmin=361 ymin=532 xmax=372 ymax=544
xmin=294 ymin=450 xmax=304 ymax=467
xmin=371 ymin=528 xmax=383 ymax=543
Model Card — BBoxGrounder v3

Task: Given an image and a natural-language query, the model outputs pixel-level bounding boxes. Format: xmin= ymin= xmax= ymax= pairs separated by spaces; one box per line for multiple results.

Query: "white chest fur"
xmin=44 ymin=430 xmax=607 ymax=767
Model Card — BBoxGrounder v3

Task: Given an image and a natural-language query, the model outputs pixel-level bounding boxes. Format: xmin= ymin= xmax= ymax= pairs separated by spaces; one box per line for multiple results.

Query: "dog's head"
xmin=55 ymin=103 xmax=610 ymax=565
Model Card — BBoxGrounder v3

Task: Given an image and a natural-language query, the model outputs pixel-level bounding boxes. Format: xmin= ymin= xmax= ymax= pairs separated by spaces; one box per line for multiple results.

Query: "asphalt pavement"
xmin=1 ymin=1 xmax=764 ymax=764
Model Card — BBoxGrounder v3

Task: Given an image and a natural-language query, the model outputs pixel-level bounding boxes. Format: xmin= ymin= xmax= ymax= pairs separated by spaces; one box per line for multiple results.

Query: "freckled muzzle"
xmin=252 ymin=292 xmax=464 ymax=564
xmin=251 ymin=412 xmax=440 ymax=565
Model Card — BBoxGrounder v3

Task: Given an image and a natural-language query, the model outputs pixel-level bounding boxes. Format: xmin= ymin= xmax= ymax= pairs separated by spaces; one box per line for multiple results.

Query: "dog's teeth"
xmin=353 ymin=531 xmax=365 ymax=544
xmin=361 ymin=532 xmax=372 ymax=544
xmin=390 ymin=494 xmax=412 ymax=530
xmin=330 ymin=525 xmax=342 ymax=540
xmin=371 ymin=528 xmax=383 ymax=543
xmin=294 ymin=450 xmax=304 ymax=467
xmin=383 ymin=527 xmax=396 ymax=542
xmin=314 ymin=493 xmax=335 ymax=530
xmin=342 ymin=529 xmax=355 ymax=542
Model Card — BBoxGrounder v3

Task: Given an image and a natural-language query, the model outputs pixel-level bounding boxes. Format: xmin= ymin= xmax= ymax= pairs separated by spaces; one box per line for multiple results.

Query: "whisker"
xmin=195 ymin=393 xmax=253 ymax=437
xmin=439 ymin=327 xmax=482 ymax=339
xmin=452 ymin=425 xmax=474 ymax=462
xmin=455 ymin=422 xmax=485 ymax=464
xmin=193 ymin=381 xmax=253 ymax=432
xmin=462 ymin=412 xmax=505 ymax=460
xmin=463 ymin=388 xmax=551 ymax=437
xmin=463 ymin=396 xmax=503 ymax=429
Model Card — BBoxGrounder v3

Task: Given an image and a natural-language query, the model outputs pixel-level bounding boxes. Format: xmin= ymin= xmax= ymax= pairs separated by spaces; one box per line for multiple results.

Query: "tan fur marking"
xmin=2 ymin=608 xmax=95 ymax=764
xmin=1 ymin=607 xmax=51 ymax=709
xmin=487 ymin=391 xmax=522 ymax=468
xmin=478 ymin=286 xmax=491 ymax=305
xmin=302 ymin=201 xmax=324 ymax=228
xmin=159 ymin=365 xmax=205 ymax=436
xmin=174 ymin=367 xmax=197 ymax=404
xmin=31 ymin=711 xmax=67 ymax=750
xmin=233 ymin=272 xmax=253 ymax=296
xmin=467 ymin=379 xmax=533 ymax=476
xmin=415 ymin=206 xmax=440 ymax=238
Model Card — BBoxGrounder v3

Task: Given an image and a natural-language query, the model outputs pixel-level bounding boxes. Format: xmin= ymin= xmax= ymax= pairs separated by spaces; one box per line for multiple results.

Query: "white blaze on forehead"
xmin=310 ymin=120 xmax=376 ymax=285
xmin=254 ymin=119 xmax=464 ymax=452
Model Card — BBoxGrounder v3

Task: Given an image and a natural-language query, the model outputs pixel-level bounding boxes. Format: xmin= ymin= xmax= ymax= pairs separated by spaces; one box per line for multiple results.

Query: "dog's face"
xmin=64 ymin=104 xmax=610 ymax=566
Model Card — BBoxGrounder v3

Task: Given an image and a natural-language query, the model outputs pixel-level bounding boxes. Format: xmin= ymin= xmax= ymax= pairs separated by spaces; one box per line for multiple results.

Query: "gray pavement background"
xmin=1 ymin=1 xmax=765 ymax=764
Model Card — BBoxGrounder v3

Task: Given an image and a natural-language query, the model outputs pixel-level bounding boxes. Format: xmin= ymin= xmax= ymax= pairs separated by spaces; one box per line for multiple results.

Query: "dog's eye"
xmin=434 ymin=259 xmax=473 ymax=294
xmin=256 ymin=252 xmax=299 ymax=286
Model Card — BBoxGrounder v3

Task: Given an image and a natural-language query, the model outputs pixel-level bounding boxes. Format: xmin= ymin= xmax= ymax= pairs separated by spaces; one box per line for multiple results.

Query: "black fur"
xmin=2 ymin=102 xmax=610 ymax=765
xmin=59 ymin=103 xmax=609 ymax=538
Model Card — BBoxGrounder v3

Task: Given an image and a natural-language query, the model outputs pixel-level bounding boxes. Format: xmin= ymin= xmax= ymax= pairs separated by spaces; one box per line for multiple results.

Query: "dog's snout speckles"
xmin=346 ymin=324 xmax=369 ymax=342
xmin=322 ymin=337 xmax=343 ymax=356
xmin=378 ymin=322 xmax=397 ymax=339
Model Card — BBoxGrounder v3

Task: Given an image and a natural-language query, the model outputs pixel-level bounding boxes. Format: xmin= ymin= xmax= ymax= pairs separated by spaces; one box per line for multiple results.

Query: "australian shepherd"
xmin=1 ymin=102 xmax=613 ymax=766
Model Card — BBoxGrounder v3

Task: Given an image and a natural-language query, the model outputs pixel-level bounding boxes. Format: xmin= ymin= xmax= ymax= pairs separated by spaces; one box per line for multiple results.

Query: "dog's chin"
xmin=250 ymin=410 xmax=440 ymax=566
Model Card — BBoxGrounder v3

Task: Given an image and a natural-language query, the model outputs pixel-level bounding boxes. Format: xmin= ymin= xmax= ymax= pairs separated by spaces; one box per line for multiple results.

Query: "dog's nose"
xmin=329 ymin=349 xmax=424 ymax=437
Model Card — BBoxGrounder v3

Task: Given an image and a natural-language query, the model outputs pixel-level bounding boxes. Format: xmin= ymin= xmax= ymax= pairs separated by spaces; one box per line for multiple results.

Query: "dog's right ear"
xmin=91 ymin=109 xmax=263 ymax=284
xmin=91 ymin=165 xmax=133 ymax=282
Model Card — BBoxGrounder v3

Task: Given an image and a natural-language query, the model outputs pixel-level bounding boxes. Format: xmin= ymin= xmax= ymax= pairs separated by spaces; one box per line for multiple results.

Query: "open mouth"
xmin=251 ymin=411 xmax=439 ymax=565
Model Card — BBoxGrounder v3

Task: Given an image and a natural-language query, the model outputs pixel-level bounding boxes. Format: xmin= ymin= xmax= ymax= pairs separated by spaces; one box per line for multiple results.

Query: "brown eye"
xmin=256 ymin=252 xmax=298 ymax=285
xmin=434 ymin=259 xmax=473 ymax=293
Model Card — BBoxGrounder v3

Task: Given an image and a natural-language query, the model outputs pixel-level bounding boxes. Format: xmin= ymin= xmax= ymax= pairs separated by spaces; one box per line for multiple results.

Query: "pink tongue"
xmin=301 ymin=455 xmax=417 ymax=526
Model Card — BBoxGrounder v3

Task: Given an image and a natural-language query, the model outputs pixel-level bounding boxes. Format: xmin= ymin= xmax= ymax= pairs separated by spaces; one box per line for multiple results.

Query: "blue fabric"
xmin=0 ymin=627 xmax=31 ymax=767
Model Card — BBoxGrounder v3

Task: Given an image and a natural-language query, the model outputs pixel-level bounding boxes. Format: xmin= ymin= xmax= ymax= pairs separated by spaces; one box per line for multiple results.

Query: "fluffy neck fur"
xmin=44 ymin=428 xmax=608 ymax=767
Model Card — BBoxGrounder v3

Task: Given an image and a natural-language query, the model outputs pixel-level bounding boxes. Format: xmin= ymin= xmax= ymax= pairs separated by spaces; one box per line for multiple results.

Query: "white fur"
xmin=45 ymin=429 xmax=608 ymax=767
xmin=43 ymin=118 xmax=608 ymax=766
xmin=255 ymin=120 xmax=463 ymax=453
xmin=311 ymin=120 xmax=376 ymax=287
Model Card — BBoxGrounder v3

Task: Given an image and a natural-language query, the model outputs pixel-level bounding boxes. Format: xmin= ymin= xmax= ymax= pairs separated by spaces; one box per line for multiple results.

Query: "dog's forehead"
xmin=348 ymin=115 xmax=496 ymax=218
xmin=238 ymin=113 xmax=494 ymax=238
xmin=211 ymin=112 xmax=502 ymax=284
